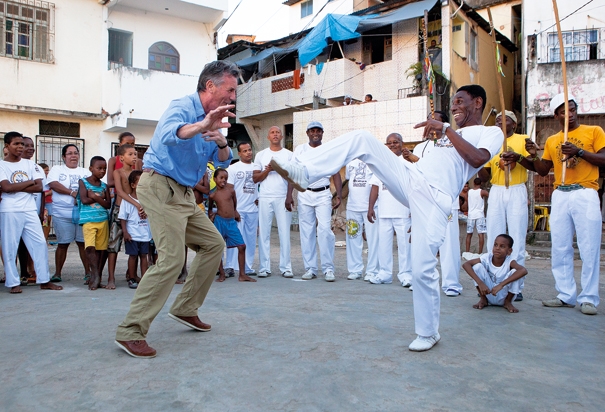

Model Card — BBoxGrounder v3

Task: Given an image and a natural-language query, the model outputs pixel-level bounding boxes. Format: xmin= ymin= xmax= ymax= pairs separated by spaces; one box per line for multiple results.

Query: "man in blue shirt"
xmin=115 ymin=61 xmax=239 ymax=358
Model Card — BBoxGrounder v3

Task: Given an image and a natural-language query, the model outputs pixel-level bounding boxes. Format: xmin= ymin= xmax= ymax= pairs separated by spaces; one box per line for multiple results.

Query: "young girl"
xmin=0 ymin=132 xmax=62 ymax=293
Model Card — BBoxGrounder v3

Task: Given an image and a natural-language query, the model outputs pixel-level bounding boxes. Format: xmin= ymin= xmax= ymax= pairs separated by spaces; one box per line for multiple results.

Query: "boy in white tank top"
xmin=466 ymin=177 xmax=489 ymax=254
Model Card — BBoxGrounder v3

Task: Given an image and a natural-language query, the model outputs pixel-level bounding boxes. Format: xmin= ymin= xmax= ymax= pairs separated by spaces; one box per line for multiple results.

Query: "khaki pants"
xmin=116 ymin=171 xmax=224 ymax=341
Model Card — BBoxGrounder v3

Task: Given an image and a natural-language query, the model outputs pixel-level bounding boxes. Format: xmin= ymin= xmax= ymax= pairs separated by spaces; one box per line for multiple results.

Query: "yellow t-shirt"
xmin=486 ymin=133 xmax=530 ymax=186
xmin=542 ymin=125 xmax=605 ymax=190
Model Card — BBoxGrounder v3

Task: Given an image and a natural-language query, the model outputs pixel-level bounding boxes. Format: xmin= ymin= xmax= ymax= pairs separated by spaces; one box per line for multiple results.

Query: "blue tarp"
xmin=235 ymin=0 xmax=438 ymax=69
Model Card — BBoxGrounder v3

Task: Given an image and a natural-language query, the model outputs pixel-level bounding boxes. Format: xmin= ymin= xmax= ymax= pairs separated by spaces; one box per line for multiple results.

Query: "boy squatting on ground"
xmin=111 ymin=144 xmax=146 ymax=288
xmin=119 ymin=170 xmax=150 ymax=286
xmin=0 ymin=132 xmax=62 ymax=293
xmin=462 ymin=234 xmax=528 ymax=313
xmin=208 ymin=168 xmax=256 ymax=283
xmin=78 ymin=156 xmax=111 ymax=291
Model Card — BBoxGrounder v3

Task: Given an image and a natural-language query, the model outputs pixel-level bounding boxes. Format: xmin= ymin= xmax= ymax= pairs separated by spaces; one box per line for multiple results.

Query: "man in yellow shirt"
xmin=507 ymin=94 xmax=605 ymax=315
xmin=479 ymin=110 xmax=529 ymax=301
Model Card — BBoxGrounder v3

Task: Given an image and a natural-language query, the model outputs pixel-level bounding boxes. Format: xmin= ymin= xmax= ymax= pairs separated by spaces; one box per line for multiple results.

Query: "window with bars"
xmin=301 ymin=0 xmax=313 ymax=19
xmin=37 ymin=120 xmax=83 ymax=167
xmin=0 ymin=0 xmax=54 ymax=63
xmin=148 ymin=41 xmax=179 ymax=73
xmin=108 ymin=29 xmax=132 ymax=68
xmin=547 ymin=29 xmax=599 ymax=63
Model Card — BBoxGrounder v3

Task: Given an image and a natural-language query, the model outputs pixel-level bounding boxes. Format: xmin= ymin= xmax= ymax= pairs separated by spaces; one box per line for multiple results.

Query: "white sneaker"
xmin=367 ymin=274 xmax=392 ymax=284
xmin=401 ymin=281 xmax=412 ymax=288
xmin=363 ymin=274 xmax=372 ymax=282
xmin=301 ymin=270 xmax=316 ymax=280
xmin=347 ymin=272 xmax=362 ymax=280
xmin=408 ymin=333 xmax=441 ymax=352
xmin=282 ymin=271 xmax=293 ymax=278
xmin=325 ymin=271 xmax=335 ymax=282
xmin=269 ymin=158 xmax=309 ymax=192
xmin=258 ymin=271 xmax=270 ymax=278
xmin=409 ymin=285 xmax=413 ymax=291
xmin=444 ymin=288 xmax=461 ymax=297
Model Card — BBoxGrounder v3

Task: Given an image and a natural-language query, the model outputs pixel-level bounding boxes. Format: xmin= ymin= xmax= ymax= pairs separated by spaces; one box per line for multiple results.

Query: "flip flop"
xmin=50 ymin=275 xmax=62 ymax=283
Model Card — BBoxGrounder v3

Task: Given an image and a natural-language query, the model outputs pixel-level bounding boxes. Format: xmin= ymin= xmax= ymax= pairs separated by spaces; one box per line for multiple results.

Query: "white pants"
xmin=225 ymin=211 xmax=258 ymax=274
xmin=1 ymin=211 xmax=50 ymax=287
xmin=486 ymin=184 xmax=528 ymax=290
xmin=550 ymin=189 xmax=601 ymax=306
xmin=297 ymin=130 xmax=452 ymax=336
xmin=258 ymin=197 xmax=292 ymax=274
xmin=377 ymin=217 xmax=412 ymax=284
xmin=299 ymin=190 xmax=335 ymax=273
xmin=472 ymin=263 xmax=520 ymax=305
xmin=346 ymin=208 xmax=379 ymax=276
xmin=439 ymin=210 xmax=463 ymax=293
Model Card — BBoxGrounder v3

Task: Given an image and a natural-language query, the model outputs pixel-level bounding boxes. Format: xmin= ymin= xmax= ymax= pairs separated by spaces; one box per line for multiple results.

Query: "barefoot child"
xmin=463 ymin=234 xmax=527 ymax=313
xmin=78 ymin=156 xmax=111 ymax=290
xmin=0 ymin=132 xmax=62 ymax=293
xmin=119 ymin=171 xmax=150 ymax=289
xmin=110 ymin=144 xmax=144 ymax=286
xmin=208 ymin=168 xmax=256 ymax=283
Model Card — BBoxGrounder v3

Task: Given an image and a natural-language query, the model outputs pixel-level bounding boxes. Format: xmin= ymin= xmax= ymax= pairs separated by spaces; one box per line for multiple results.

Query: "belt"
xmin=307 ymin=185 xmax=330 ymax=192
xmin=556 ymin=184 xmax=584 ymax=192
xmin=142 ymin=168 xmax=184 ymax=187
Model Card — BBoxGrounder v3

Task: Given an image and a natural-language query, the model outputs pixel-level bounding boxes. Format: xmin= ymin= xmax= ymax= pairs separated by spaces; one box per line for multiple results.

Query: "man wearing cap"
xmin=506 ymin=94 xmax=605 ymax=315
xmin=478 ymin=110 xmax=529 ymax=301
xmin=287 ymin=121 xmax=342 ymax=282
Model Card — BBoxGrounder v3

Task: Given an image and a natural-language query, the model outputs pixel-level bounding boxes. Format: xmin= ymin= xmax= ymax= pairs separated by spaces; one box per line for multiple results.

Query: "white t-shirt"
xmin=227 ymin=161 xmax=258 ymax=214
xmin=345 ymin=159 xmax=374 ymax=213
xmin=467 ymin=188 xmax=485 ymax=220
xmin=0 ymin=159 xmax=45 ymax=213
xmin=253 ymin=147 xmax=292 ymax=198
xmin=417 ymin=125 xmax=502 ymax=201
xmin=413 ymin=140 xmax=459 ymax=211
xmin=369 ymin=156 xmax=410 ymax=219
xmin=118 ymin=197 xmax=151 ymax=242
xmin=47 ymin=164 xmax=91 ymax=219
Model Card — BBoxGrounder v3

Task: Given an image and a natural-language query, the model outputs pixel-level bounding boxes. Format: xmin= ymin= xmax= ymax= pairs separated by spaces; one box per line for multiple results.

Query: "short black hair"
xmin=554 ymin=99 xmax=577 ymax=116
xmin=433 ymin=110 xmax=449 ymax=123
xmin=496 ymin=234 xmax=514 ymax=248
xmin=237 ymin=142 xmax=251 ymax=152
xmin=128 ymin=170 xmax=143 ymax=186
xmin=366 ymin=94 xmax=373 ymax=100
xmin=4 ymin=131 xmax=23 ymax=145
xmin=39 ymin=163 xmax=49 ymax=169
xmin=117 ymin=144 xmax=135 ymax=156
xmin=457 ymin=85 xmax=487 ymax=112
xmin=90 ymin=156 xmax=106 ymax=167
xmin=473 ymin=177 xmax=482 ymax=186
xmin=61 ymin=144 xmax=79 ymax=157
xmin=118 ymin=132 xmax=135 ymax=143
xmin=213 ymin=167 xmax=228 ymax=178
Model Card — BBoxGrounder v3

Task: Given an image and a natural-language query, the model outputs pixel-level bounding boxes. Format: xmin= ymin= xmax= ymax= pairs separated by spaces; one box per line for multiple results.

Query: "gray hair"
xmin=386 ymin=133 xmax=403 ymax=142
xmin=197 ymin=61 xmax=241 ymax=92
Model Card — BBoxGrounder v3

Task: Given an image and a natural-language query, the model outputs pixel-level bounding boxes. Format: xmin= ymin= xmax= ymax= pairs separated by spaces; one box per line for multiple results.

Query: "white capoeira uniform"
xmin=0 ymin=159 xmax=51 ymax=288
xmin=294 ymin=143 xmax=335 ymax=275
xmin=345 ymin=159 xmax=379 ymax=277
xmin=413 ymin=141 xmax=463 ymax=294
xmin=472 ymin=253 xmax=520 ymax=305
xmin=253 ymin=147 xmax=293 ymax=275
xmin=293 ymin=128 xmax=501 ymax=337
xmin=225 ymin=160 xmax=259 ymax=274
xmin=370 ymin=163 xmax=412 ymax=284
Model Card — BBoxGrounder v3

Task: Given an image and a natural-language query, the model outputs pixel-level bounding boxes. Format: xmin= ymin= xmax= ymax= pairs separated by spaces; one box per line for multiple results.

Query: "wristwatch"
xmin=577 ymin=149 xmax=585 ymax=158
xmin=217 ymin=142 xmax=229 ymax=149
xmin=441 ymin=122 xmax=450 ymax=136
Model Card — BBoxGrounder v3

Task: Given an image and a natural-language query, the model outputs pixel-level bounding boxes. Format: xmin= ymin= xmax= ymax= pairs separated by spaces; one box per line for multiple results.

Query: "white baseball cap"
xmin=549 ymin=93 xmax=577 ymax=114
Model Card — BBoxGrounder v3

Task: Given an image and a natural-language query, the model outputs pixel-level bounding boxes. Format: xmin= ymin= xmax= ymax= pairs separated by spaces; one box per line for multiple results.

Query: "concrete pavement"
xmin=1 ymin=230 xmax=604 ymax=411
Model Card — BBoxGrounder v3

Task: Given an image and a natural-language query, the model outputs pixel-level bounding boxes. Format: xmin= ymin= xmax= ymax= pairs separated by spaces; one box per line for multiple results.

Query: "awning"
xmin=235 ymin=0 xmax=438 ymax=68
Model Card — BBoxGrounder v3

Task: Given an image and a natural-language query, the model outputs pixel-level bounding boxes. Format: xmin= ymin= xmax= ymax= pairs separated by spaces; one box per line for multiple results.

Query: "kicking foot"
xmin=239 ymin=274 xmax=257 ymax=282
xmin=473 ymin=296 xmax=488 ymax=310
xmin=105 ymin=281 xmax=116 ymax=290
xmin=40 ymin=282 xmax=63 ymax=291
xmin=11 ymin=285 xmax=22 ymax=294
xmin=269 ymin=158 xmax=309 ymax=192
xmin=216 ymin=274 xmax=226 ymax=282
xmin=503 ymin=301 xmax=519 ymax=313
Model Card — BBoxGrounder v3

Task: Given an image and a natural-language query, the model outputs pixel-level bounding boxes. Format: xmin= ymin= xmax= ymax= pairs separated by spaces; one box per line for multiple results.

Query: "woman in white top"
xmin=47 ymin=144 xmax=91 ymax=282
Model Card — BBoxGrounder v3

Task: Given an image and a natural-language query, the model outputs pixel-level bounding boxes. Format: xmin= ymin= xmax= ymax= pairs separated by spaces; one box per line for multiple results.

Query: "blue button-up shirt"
xmin=143 ymin=93 xmax=233 ymax=187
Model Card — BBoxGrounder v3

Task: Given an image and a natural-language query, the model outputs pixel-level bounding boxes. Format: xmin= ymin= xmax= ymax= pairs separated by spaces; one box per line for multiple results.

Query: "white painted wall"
xmin=289 ymin=0 xmax=355 ymax=35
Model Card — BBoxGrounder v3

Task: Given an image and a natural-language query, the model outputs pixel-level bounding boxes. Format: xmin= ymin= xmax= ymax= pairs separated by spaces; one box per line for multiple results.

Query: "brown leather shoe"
xmin=115 ymin=340 xmax=157 ymax=358
xmin=168 ymin=313 xmax=211 ymax=331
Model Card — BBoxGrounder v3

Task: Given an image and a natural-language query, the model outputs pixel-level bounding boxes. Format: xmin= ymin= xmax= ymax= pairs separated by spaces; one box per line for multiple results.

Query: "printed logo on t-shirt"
xmin=243 ymin=171 xmax=255 ymax=194
xmin=350 ymin=163 xmax=368 ymax=187
xmin=555 ymin=137 xmax=584 ymax=169
xmin=10 ymin=170 xmax=29 ymax=183
xmin=69 ymin=174 xmax=80 ymax=190
xmin=59 ymin=173 xmax=67 ymax=181
xmin=434 ymin=135 xmax=453 ymax=148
